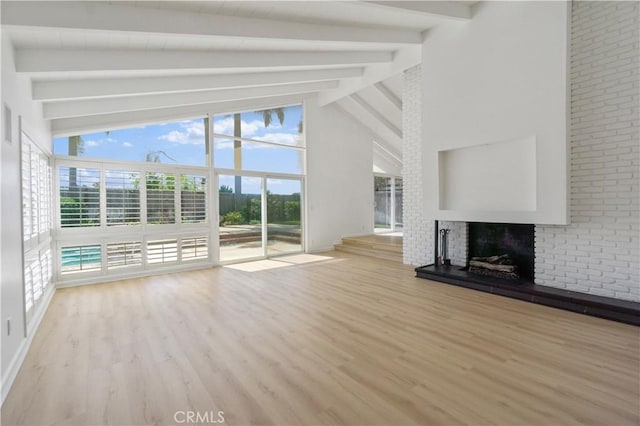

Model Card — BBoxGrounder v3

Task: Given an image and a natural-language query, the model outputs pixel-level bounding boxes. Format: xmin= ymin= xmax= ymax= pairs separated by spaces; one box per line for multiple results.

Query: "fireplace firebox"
xmin=467 ymin=222 xmax=535 ymax=283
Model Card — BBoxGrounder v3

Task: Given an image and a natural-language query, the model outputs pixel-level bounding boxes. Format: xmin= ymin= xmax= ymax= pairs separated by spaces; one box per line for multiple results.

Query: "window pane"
xmin=147 ymin=239 xmax=178 ymax=264
xmin=22 ymin=143 xmax=31 ymax=240
xmin=107 ymin=242 xmax=142 ymax=270
xmin=24 ymin=265 xmax=33 ymax=312
xmin=181 ymin=237 xmax=208 ymax=261
xmin=38 ymin=156 xmax=51 ymax=234
xmin=31 ymin=261 xmax=43 ymax=302
xmin=106 ymin=170 xmax=141 ymax=226
xmin=59 ymin=167 xmax=101 ymax=228
xmin=53 ymin=117 xmax=208 ymax=166
xmin=61 ymin=245 xmax=102 ymax=275
xmin=181 ymin=175 xmax=207 ymax=223
xmin=41 ymin=249 xmax=53 ymax=288
xmin=267 ymin=179 xmax=302 ymax=256
xmin=30 ymin=148 xmax=39 ymax=235
xmin=213 ymin=105 xmax=303 ymax=146
xmin=212 ymin=137 xmax=234 ymax=170
xmin=219 ymin=175 xmax=263 ymax=262
xmin=214 ymin=138 xmax=303 ymax=174
xmin=374 ymin=176 xmax=392 ymax=230
xmin=146 ymin=172 xmax=175 ymax=225
xmin=395 ymin=178 xmax=403 ymax=230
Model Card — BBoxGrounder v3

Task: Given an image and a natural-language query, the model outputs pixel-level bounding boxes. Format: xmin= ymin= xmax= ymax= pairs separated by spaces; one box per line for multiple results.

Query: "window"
xmin=107 ymin=242 xmax=142 ymax=270
xmin=59 ymin=166 xmax=100 ymax=228
xmin=213 ymin=105 xmax=304 ymax=174
xmin=21 ymin=131 xmax=53 ymax=318
xmin=22 ymin=142 xmax=33 ymax=239
xmin=181 ymin=237 xmax=208 ymax=261
xmin=146 ymin=172 xmax=176 ymax=225
xmin=24 ymin=249 xmax=52 ymax=315
xmin=38 ymin=156 xmax=51 ymax=234
xmin=53 ymin=118 xmax=208 ymax=167
xmin=374 ymin=175 xmax=403 ymax=232
xmin=60 ymin=244 xmax=102 ymax=275
xmin=22 ymin=136 xmax=52 ymax=242
xmin=181 ymin=175 xmax=207 ymax=223
xmin=55 ymin=159 xmax=211 ymax=280
xmin=106 ymin=170 xmax=141 ymax=226
xmin=147 ymin=239 xmax=178 ymax=264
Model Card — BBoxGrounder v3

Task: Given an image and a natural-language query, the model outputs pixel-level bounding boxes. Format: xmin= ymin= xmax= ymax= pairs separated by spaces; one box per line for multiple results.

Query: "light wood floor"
xmin=2 ymin=251 xmax=639 ymax=426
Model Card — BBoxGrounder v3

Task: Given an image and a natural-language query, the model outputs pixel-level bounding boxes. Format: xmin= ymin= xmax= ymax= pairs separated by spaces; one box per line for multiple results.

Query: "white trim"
xmin=55 ymin=259 xmax=214 ymax=288
xmin=1 ymin=284 xmax=55 ymax=404
xmin=212 ymin=133 xmax=305 ymax=150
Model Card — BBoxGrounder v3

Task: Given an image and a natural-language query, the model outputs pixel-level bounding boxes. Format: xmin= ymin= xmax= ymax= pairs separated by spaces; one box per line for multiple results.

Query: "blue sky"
xmin=53 ymin=105 xmax=304 ymax=194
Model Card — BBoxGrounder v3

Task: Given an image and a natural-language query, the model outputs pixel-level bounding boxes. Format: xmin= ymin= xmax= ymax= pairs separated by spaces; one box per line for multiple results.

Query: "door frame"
xmin=373 ymin=173 xmax=402 ymax=233
xmin=215 ymin=169 xmax=305 ymax=265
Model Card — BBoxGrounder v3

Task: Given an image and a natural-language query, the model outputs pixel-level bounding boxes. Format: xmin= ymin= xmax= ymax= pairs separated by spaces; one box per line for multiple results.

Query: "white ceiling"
xmin=1 ymin=0 xmax=474 ymax=156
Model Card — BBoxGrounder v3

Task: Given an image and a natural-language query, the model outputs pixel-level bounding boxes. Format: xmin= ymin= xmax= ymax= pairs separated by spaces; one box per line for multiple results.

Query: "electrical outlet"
xmin=7 ymin=317 xmax=11 ymax=336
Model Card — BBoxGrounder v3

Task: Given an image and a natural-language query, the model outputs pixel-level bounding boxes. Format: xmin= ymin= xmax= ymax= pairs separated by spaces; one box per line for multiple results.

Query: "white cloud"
xmin=158 ymin=120 xmax=205 ymax=145
xmin=259 ymin=133 xmax=302 ymax=147
xmin=213 ymin=116 xmax=265 ymax=138
xmin=122 ymin=142 xmax=133 ymax=148
xmin=84 ymin=140 xmax=100 ymax=147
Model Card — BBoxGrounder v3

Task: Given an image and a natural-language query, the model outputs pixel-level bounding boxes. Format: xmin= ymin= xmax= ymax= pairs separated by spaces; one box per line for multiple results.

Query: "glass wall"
xmin=50 ymin=104 xmax=306 ymax=281
xmin=53 ymin=118 xmax=208 ymax=167
xmin=215 ymin=104 xmax=305 ymax=263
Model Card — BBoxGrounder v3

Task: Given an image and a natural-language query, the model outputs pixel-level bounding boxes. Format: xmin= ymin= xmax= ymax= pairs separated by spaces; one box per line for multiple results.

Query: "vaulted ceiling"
xmin=1 ymin=1 xmax=474 ymax=160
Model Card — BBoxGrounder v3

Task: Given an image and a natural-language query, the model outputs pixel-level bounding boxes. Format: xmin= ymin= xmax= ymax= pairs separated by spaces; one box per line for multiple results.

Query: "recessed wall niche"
xmin=438 ymin=136 xmax=537 ymax=212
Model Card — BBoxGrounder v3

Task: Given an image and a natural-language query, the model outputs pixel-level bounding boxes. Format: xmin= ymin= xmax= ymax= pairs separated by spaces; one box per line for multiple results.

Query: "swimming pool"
xmin=61 ymin=246 xmax=101 ymax=266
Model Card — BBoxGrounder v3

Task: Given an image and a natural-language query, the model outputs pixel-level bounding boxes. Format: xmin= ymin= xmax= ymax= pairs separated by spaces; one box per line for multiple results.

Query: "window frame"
xmin=20 ymin=127 xmax=54 ymax=326
xmin=53 ymin=156 xmax=214 ymax=282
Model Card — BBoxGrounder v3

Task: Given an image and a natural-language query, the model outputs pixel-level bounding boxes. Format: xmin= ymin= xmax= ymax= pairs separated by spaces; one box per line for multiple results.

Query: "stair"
xmin=334 ymin=234 xmax=403 ymax=263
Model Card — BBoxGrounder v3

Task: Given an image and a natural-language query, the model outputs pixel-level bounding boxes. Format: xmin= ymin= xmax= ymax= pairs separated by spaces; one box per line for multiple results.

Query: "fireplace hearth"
xmin=415 ymin=220 xmax=640 ymax=325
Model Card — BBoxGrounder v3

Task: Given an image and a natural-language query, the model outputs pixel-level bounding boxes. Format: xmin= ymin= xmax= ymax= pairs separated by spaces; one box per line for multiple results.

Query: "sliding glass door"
xmin=218 ymin=174 xmax=303 ymax=263
xmin=218 ymin=175 xmax=264 ymax=262
xmin=374 ymin=175 xmax=402 ymax=233
xmin=374 ymin=176 xmax=392 ymax=231
xmin=267 ymin=178 xmax=302 ymax=256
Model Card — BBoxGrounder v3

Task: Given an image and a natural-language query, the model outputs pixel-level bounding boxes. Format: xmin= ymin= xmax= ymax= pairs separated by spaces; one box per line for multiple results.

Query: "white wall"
xmin=305 ymin=100 xmax=375 ymax=251
xmin=421 ymin=1 xmax=569 ymax=225
xmin=373 ymin=145 xmax=401 ymax=176
xmin=535 ymin=1 xmax=639 ymax=302
xmin=1 ymin=32 xmax=52 ymax=394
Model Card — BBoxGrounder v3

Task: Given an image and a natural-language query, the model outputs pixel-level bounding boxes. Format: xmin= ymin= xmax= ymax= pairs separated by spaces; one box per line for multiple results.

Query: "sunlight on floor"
xmin=223 ymin=253 xmax=335 ymax=272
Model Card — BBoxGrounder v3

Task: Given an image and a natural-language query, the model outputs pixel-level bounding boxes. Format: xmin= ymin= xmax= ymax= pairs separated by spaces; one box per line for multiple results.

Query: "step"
xmin=341 ymin=237 xmax=403 ymax=254
xmin=334 ymin=243 xmax=403 ymax=263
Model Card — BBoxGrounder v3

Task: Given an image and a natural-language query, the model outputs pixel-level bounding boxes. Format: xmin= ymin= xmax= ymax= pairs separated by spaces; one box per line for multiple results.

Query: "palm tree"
xmin=68 ymin=135 xmax=84 ymax=188
xmin=260 ymin=108 xmax=285 ymax=128
xmin=233 ymin=107 xmax=286 ymax=194
xmin=145 ymin=150 xmax=177 ymax=163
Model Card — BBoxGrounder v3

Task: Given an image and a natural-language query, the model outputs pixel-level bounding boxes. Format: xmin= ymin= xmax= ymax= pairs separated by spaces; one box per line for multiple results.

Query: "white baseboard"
xmin=1 ymin=284 xmax=55 ymax=404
